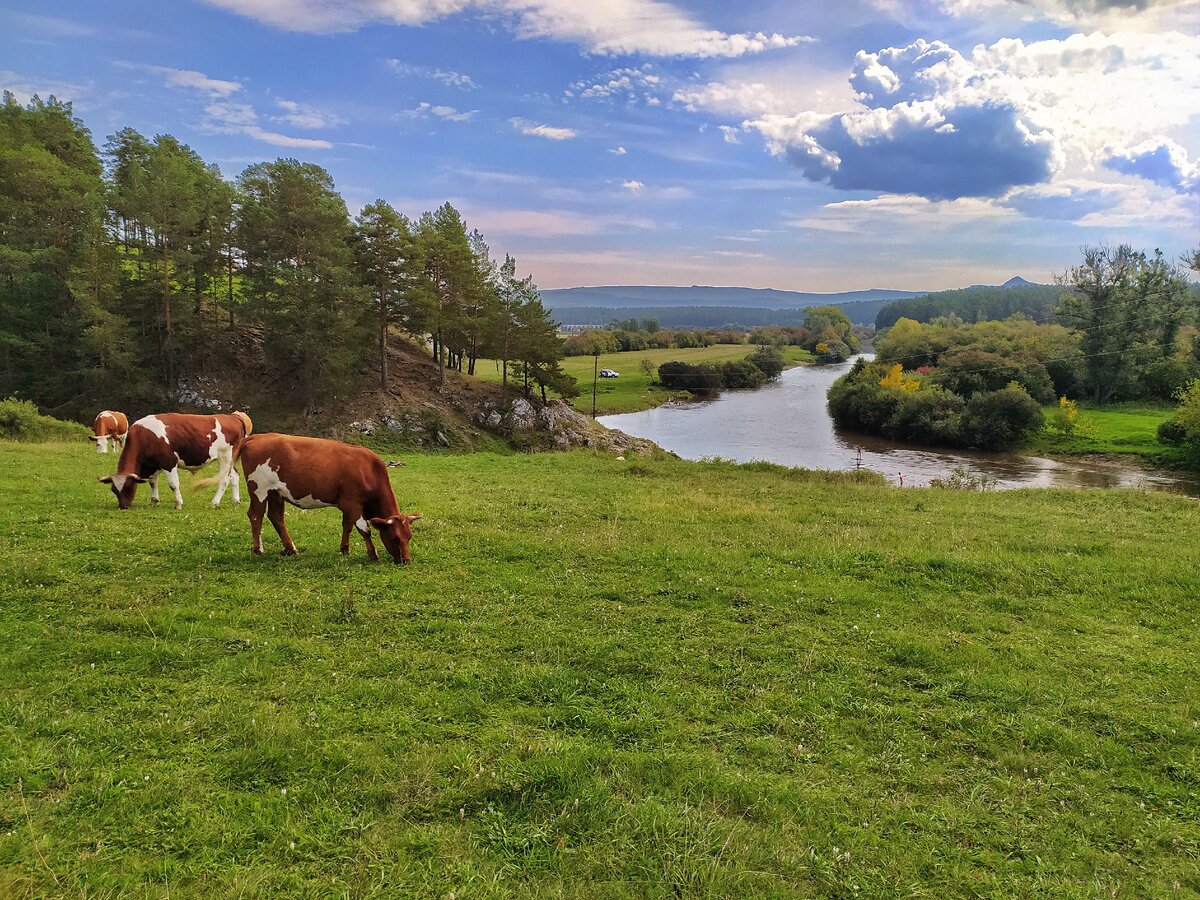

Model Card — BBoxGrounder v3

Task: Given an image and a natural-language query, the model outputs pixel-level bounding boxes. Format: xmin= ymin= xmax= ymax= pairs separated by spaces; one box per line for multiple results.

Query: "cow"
xmin=239 ymin=433 xmax=421 ymax=564
xmin=90 ymin=410 xmax=128 ymax=454
xmin=98 ymin=411 xmax=253 ymax=510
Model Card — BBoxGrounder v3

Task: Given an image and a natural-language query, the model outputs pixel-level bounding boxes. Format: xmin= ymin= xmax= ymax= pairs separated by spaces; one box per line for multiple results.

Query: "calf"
xmin=99 ymin=411 xmax=253 ymax=509
xmin=90 ymin=410 xmax=128 ymax=454
xmin=240 ymin=433 xmax=421 ymax=564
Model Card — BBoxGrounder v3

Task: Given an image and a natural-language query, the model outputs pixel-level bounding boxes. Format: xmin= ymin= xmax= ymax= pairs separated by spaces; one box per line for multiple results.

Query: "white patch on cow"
xmin=110 ymin=474 xmax=128 ymax=492
xmin=207 ymin=418 xmax=230 ymax=462
xmin=246 ymin=459 xmax=330 ymax=508
xmin=98 ymin=411 xmax=116 ymax=425
xmin=355 ymin=517 xmax=369 ymax=534
xmin=135 ymin=415 xmax=169 ymax=443
xmin=95 ymin=435 xmax=109 ymax=454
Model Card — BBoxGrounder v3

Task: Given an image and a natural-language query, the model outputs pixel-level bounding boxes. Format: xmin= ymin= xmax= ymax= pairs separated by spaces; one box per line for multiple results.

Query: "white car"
xmin=599 ymin=368 xmax=620 ymax=378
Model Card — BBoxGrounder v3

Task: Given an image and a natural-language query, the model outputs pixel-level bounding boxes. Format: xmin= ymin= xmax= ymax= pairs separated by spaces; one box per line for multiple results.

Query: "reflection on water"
xmin=599 ymin=356 xmax=1200 ymax=496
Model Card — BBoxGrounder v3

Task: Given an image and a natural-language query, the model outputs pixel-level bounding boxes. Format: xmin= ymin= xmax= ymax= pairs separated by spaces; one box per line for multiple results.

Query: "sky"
xmin=3 ymin=0 xmax=1199 ymax=292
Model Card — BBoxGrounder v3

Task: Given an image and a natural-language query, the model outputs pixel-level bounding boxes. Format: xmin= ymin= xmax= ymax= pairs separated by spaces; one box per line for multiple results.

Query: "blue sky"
xmin=4 ymin=0 xmax=1198 ymax=291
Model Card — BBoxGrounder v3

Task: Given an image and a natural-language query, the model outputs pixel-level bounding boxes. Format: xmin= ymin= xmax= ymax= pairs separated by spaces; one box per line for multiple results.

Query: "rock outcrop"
xmin=475 ymin=398 xmax=660 ymax=455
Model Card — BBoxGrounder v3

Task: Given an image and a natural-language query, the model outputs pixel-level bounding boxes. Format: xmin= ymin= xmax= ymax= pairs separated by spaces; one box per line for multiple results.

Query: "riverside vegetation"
xmin=2 ymin=439 xmax=1199 ymax=897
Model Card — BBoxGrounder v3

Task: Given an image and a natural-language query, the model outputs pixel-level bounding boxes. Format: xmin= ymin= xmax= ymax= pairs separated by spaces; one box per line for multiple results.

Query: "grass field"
xmin=473 ymin=345 xmax=814 ymax=415
xmin=3 ymin=442 xmax=1200 ymax=897
xmin=1027 ymin=402 xmax=1191 ymax=467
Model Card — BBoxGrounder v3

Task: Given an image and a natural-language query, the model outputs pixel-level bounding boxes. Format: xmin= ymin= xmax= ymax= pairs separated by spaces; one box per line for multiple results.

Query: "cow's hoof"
xmin=174 ymin=503 xmax=183 ymax=510
xmin=281 ymin=548 xmax=297 ymax=556
xmin=150 ymin=498 xmax=159 ymax=506
xmin=252 ymin=547 xmax=264 ymax=556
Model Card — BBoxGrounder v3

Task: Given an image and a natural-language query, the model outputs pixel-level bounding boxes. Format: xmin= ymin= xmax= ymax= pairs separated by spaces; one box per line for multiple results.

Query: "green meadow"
xmin=1028 ymin=402 xmax=1189 ymax=468
xmin=2 ymin=441 xmax=1199 ymax=898
xmin=473 ymin=345 xmax=814 ymax=415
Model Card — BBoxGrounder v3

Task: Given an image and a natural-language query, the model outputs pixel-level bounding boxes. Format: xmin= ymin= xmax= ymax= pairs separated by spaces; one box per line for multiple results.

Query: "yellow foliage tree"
xmin=879 ymin=363 xmax=921 ymax=392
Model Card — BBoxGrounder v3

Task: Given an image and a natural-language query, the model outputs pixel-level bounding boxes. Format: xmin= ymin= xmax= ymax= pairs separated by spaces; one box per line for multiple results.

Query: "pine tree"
xmin=351 ymin=200 xmax=416 ymax=393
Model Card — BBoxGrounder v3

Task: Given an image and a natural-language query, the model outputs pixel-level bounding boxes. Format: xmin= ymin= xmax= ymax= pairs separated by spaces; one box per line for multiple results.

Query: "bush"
xmin=657 ymin=361 xmax=723 ymax=394
xmin=960 ymin=384 xmax=1045 ymax=450
xmin=1143 ymin=356 xmax=1198 ymax=401
xmin=0 ymin=397 xmax=92 ymax=442
xmin=720 ymin=359 xmax=766 ymax=389
xmin=746 ymin=347 xmax=785 ymax=379
xmin=815 ymin=340 xmax=852 ymax=364
xmin=1158 ymin=417 xmax=1187 ymax=445
xmin=884 ymin=388 xmax=965 ymax=445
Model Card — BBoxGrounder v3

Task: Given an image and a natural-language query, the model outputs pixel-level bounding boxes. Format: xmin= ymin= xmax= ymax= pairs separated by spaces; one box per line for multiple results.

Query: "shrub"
xmin=884 ymin=388 xmax=965 ymax=445
xmin=0 ymin=397 xmax=92 ymax=442
xmin=1049 ymin=396 xmax=1079 ymax=434
xmin=1143 ymin=356 xmax=1198 ymax=402
xmin=657 ymin=361 xmax=723 ymax=394
xmin=815 ymin=340 xmax=852 ymax=364
xmin=1158 ymin=418 xmax=1187 ymax=445
xmin=746 ymin=346 xmax=785 ymax=380
xmin=720 ymin=359 xmax=766 ymax=389
xmin=960 ymin=384 xmax=1045 ymax=450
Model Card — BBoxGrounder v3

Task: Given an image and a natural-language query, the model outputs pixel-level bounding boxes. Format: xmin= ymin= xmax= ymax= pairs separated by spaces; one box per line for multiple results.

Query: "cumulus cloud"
xmin=202 ymin=0 xmax=810 ymax=57
xmin=608 ymin=145 xmax=627 ymax=154
xmin=511 ymin=118 xmax=577 ymax=140
xmin=622 ymin=180 xmax=645 ymax=191
xmin=688 ymin=32 xmax=1200 ymax=201
xmin=405 ymin=102 xmax=477 ymax=121
xmin=1104 ymin=140 xmax=1198 ymax=191
xmin=565 ymin=64 xmax=661 ymax=104
xmin=936 ymin=0 xmax=1197 ymax=28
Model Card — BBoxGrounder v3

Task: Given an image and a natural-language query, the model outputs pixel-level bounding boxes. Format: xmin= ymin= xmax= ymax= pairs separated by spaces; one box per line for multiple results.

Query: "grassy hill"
xmin=2 ymin=442 xmax=1199 ymax=897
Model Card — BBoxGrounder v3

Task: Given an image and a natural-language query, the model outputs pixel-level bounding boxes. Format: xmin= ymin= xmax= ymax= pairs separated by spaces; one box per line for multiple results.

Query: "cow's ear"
xmin=98 ymin=475 xmax=113 ymax=484
xmin=406 ymin=513 xmax=422 ymax=523
xmin=130 ymin=474 xmax=147 ymax=483
xmin=368 ymin=517 xmax=391 ymax=528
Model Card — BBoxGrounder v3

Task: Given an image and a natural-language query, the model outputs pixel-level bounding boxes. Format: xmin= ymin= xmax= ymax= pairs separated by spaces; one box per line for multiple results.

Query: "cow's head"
xmin=370 ymin=513 xmax=422 ymax=564
xmin=98 ymin=473 xmax=145 ymax=509
xmin=89 ymin=435 xmax=108 ymax=453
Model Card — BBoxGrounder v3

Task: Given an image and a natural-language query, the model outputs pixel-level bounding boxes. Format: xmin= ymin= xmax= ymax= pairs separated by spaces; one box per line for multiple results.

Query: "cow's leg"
xmin=247 ymin=494 xmax=266 ymax=554
xmin=210 ymin=448 xmax=233 ymax=506
xmin=148 ymin=473 xmax=160 ymax=506
xmin=165 ymin=466 xmax=183 ymax=509
xmin=267 ymin=494 xmax=298 ymax=555
xmin=229 ymin=460 xmax=241 ymax=504
xmin=340 ymin=510 xmax=355 ymax=555
xmin=358 ymin=516 xmax=379 ymax=562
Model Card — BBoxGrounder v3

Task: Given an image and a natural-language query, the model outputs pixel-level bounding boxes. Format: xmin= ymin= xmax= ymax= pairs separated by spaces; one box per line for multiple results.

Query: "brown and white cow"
xmin=99 ymin=411 xmax=253 ymax=509
xmin=240 ymin=433 xmax=421 ymax=564
xmin=90 ymin=410 xmax=128 ymax=454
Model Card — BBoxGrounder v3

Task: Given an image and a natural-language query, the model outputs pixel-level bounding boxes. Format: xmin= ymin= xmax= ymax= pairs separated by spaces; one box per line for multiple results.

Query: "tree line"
xmin=0 ymin=94 xmax=573 ymax=419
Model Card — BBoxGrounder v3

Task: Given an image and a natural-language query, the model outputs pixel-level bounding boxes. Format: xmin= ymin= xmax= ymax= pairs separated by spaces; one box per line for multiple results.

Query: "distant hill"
xmin=542 ymin=285 xmax=926 ymax=311
xmin=552 ymin=303 xmax=896 ymax=329
xmin=875 ymin=283 xmax=1062 ymax=329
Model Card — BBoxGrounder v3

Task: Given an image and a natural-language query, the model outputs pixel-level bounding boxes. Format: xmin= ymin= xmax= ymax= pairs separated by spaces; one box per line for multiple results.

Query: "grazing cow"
xmin=90 ymin=410 xmax=128 ymax=454
xmin=99 ymin=411 xmax=253 ymax=509
xmin=240 ymin=433 xmax=421 ymax=564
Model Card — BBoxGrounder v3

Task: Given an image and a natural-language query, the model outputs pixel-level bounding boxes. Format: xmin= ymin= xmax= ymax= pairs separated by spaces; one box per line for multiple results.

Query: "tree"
xmin=1058 ymin=245 xmax=1194 ymax=403
xmin=237 ymin=159 xmax=367 ymax=414
xmin=412 ymin=203 xmax=479 ymax=384
xmin=0 ymin=93 xmax=123 ymax=412
xmin=352 ymin=199 xmax=415 ymax=392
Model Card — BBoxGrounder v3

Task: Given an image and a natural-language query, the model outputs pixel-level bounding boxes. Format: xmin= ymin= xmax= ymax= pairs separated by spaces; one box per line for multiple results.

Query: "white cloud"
xmin=386 ymin=60 xmax=477 ymax=88
xmin=787 ymin=194 xmax=1020 ymax=234
xmin=623 ymin=180 xmax=645 ymax=191
xmin=608 ymin=146 xmax=627 ymax=155
xmin=406 ymin=102 xmax=478 ymax=121
xmin=202 ymin=93 xmax=334 ymax=148
xmin=683 ymin=31 xmax=1200 ymax=202
xmin=123 ymin=62 xmax=242 ymax=96
xmin=239 ymin=126 xmax=334 ymax=149
xmin=274 ymin=98 xmax=346 ymax=129
xmin=566 ymin=64 xmax=662 ymax=104
xmin=936 ymin=0 xmax=1198 ymax=30
xmin=459 ymin=205 xmax=656 ymax=237
xmin=202 ymin=0 xmax=811 ymax=57
xmin=511 ymin=118 xmax=577 ymax=140
xmin=0 ymin=70 xmax=89 ymax=104
xmin=718 ymin=125 xmax=741 ymax=144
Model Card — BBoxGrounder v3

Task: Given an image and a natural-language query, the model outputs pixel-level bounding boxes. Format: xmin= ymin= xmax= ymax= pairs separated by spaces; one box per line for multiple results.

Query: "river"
xmin=599 ymin=356 xmax=1200 ymax=495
